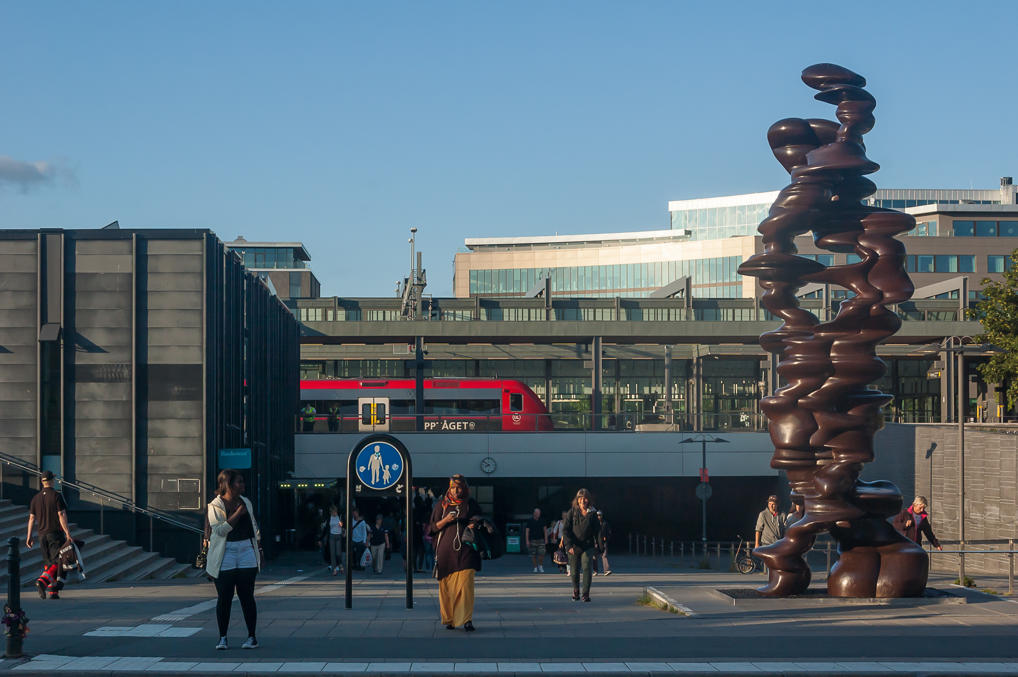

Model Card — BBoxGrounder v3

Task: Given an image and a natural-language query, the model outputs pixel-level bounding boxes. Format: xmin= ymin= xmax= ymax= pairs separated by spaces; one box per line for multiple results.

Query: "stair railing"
xmin=0 ymin=451 xmax=202 ymax=553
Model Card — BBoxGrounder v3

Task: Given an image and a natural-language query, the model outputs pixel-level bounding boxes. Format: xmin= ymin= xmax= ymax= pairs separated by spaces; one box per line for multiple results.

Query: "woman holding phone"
xmin=429 ymin=474 xmax=481 ymax=632
xmin=206 ymin=469 xmax=261 ymax=650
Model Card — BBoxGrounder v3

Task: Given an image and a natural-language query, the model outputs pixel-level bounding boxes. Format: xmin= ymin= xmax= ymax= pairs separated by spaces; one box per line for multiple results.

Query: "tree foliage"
xmin=968 ymin=249 xmax=1018 ymax=411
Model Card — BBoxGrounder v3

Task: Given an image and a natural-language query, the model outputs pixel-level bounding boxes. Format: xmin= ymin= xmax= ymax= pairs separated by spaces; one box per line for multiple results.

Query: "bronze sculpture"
xmin=737 ymin=64 xmax=929 ymax=597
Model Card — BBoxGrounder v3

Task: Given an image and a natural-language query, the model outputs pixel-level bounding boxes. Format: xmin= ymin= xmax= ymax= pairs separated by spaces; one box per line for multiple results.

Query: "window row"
xmin=468 ymin=258 xmax=742 ymax=296
xmin=905 ymin=255 xmax=975 ymax=273
xmin=952 ymin=220 xmax=1018 ymax=237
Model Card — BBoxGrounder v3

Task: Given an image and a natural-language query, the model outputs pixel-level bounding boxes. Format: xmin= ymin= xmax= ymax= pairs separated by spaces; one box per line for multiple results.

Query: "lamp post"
xmin=681 ymin=435 xmax=728 ymax=545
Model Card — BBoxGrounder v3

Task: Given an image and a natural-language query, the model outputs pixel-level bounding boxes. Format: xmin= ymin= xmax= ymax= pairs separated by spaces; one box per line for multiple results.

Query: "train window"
xmin=361 ymin=404 xmax=372 ymax=425
xmin=510 ymin=393 xmax=523 ymax=411
xmin=376 ymin=403 xmax=387 ymax=424
xmin=426 ymin=399 xmax=500 ymax=415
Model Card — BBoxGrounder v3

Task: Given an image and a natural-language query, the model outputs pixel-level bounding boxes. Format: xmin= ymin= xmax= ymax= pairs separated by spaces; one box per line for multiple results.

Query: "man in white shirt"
xmin=350 ymin=509 xmax=369 ymax=570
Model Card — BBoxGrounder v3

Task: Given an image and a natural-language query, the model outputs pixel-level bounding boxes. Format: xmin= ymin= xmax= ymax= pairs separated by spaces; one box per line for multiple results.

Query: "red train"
xmin=299 ymin=378 xmax=554 ymax=432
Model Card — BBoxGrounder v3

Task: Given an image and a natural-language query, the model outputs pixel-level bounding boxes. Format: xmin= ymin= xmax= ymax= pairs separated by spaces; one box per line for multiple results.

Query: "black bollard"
xmin=5 ymin=537 xmax=26 ymax=658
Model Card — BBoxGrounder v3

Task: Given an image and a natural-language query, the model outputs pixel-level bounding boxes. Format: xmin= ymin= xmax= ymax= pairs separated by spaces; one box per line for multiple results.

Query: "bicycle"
xmin=733 ymin=534 xmax=760 ymax=574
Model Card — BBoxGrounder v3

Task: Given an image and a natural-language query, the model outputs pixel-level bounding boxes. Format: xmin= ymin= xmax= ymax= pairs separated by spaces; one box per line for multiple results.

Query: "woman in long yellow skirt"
xmin=430 ymin=474 xmax=482 ymax=632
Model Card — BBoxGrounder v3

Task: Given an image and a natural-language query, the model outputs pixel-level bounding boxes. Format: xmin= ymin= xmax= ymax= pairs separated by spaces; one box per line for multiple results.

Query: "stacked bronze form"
xmin=737 ymin=64 xmax=928 ymax=597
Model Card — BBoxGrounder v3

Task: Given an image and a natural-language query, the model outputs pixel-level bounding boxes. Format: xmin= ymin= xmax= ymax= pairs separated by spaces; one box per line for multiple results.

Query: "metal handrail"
xmin=0 ymin=450 xmax=201 ymax=536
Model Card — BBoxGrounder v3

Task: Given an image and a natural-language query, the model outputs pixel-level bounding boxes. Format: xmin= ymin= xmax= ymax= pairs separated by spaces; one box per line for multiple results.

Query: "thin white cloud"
xmin=0 ymin=155 xmax=76 ymax=192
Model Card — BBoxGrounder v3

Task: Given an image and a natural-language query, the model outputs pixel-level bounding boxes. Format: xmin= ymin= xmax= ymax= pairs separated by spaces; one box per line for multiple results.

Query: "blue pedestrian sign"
xmin=355 ymin=440 xmax=404 ymax=491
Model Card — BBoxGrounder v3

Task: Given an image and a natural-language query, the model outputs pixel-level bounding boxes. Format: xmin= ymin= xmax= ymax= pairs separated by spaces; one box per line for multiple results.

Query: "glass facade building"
xmin=668 ymin=184 xmax=1013 ymax=240
xmin=467 ymin=257 xmax=742 ymax=298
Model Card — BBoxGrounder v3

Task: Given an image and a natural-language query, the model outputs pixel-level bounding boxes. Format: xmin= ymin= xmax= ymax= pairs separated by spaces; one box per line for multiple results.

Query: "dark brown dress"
xmin=429 ymin=498 xmax=481 ymax=580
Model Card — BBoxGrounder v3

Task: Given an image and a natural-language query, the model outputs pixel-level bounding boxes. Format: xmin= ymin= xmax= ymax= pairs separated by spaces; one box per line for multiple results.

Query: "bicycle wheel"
xmin=736 ymin=554 xmax=755 ymax=574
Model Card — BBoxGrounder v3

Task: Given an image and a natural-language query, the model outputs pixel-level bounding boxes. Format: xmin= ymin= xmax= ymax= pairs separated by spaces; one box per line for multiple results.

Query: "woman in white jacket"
xmin=206 ymin=469 xmax=261 ymax=650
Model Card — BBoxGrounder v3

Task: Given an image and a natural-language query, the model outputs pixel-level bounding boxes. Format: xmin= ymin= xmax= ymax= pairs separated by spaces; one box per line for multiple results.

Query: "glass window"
xmin=953 ymin=220 xmax=974 ymax=236
xmin=975 ymin=221 xmax=997 ymax=237
xmin=846 ymin=254 xmax=862 ymax=264
xmin=988 ymin=255 xmax=1005 ymax=273
xmin=958 ymin=256 xmax=975 ymax=273
xmin=935 ymin=255 xmax=957 ymax=273
xmin=999 ymin=221 xmax=1018 ymax=237
xmin=916 ymin=255 xmax=934 ymax=273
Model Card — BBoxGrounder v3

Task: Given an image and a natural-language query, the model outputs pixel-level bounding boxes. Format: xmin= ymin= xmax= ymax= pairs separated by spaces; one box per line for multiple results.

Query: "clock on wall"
xmin=480 ymin=456 xmax=497 ymax=474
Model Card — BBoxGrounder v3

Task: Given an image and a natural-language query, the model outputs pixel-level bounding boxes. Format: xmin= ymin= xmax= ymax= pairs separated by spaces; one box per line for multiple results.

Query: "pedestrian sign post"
xmin=695 ymin=482 xmax=712 ymax=500
xmin=354 ymin=441 xmax=404 ymax=491
xmin=345 ymin=434 xmax=413 ymax=610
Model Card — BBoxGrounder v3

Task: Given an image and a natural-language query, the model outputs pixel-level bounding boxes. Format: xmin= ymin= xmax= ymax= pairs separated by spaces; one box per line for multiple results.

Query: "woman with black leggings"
xmin=205 ymin=469 xmax=261 ymax=650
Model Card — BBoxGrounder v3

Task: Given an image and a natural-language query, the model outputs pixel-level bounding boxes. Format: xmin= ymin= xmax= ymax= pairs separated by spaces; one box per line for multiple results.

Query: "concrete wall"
xmin=914 ymin=424 xmax=1018 ymax=575
xmin=294 ymin=430 xmax=780 ymax=480
xmin=0 ymin=239 xmax=38 ymax=462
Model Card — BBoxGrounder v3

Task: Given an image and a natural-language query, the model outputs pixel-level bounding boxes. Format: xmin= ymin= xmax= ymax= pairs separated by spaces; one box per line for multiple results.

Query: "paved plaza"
xmin=2 ymin=553 xmax=1017 ymax=676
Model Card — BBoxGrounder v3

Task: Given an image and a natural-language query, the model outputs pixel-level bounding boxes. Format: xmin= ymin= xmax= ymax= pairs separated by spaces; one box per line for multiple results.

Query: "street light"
xmin=680 ymin=434 xmax=728 ymax=544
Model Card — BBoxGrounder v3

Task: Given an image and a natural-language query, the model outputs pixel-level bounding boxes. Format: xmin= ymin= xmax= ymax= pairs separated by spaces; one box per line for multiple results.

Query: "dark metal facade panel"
xmin=0 ymin=239 xmax=38 ymax=463
xmin=0 ymin=227 xmax=299 ymax=560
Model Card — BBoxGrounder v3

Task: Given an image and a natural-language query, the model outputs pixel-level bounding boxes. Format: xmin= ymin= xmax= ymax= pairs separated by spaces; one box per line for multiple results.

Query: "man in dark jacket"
xmin=893 ymin=496 xmax=943 ymax=550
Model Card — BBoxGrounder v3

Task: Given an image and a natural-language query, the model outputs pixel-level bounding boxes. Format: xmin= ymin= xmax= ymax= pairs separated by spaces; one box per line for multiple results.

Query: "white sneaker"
xmin=533 ymin=567 xmax=538 ymax=573
xmin=538 ymin=565 xmax=544 ymax=573
xmin=215 ymin=637 xmax=228 ymax=650
xmin=242 ymin=636 xmax=258 ymax=649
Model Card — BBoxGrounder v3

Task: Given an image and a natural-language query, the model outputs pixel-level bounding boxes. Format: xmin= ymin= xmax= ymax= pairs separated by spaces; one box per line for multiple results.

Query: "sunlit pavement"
xmin=3 ymin=552 xmax=1017 ymax=675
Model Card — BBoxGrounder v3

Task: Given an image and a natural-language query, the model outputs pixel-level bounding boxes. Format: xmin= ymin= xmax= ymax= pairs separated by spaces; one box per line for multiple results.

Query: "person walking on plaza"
xmin=754 ymin=495 xmax=786 ymax=550
xmin=525 ymin=507 xmax=547 ymax=573
xmin=562 ymin=488 xmax=600 ymax=602
xmin=206 ymin=469 xmax=262 ymax=651
xmin=594 ymin=510 xmax=612 ymax=576
xmin=350 ymin=508 xmax=368 ymax=570
xmin=318 ymin=505 xmax=343 ymax=575
xmin=429 ymin=474 xmax=481 ymax=632
xmin=26 ymin=470 xmax=74 ymax=599
xmin=326 ymin=404 xmax=340 ymax=432
xmin=369 ymin=514 xmax=390 ymax=574
xmin=893 ymin=496 xmax=943 ymax=551
xmin=551 ymin=510 xmax=568 ymax=574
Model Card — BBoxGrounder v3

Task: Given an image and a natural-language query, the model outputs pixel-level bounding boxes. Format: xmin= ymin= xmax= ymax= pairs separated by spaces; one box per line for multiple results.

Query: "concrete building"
xmin=225 ymin=237 xmax=321 ymax=299
xmin=0 ymin=227 xmax=300 ymax=560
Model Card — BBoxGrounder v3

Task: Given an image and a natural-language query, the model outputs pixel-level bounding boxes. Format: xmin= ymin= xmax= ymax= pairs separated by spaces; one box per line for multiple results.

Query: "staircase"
xmin=0 ymin=499 xmax=199 ymax=588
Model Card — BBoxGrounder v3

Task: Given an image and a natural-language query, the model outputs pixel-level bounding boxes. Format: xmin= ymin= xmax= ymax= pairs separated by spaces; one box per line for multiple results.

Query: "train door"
xmin=358 ymin=397 xmax=389 ymax=432
xmin=502 ymin=389 xmax=526 ymax=430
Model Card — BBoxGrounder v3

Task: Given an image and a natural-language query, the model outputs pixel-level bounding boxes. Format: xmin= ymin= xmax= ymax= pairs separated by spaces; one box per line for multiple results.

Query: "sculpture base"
xmin=827 ymin=541 xmax=929 ymax=598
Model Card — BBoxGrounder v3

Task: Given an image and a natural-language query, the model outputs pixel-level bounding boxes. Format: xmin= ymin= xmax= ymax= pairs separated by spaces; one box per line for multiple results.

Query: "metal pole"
xmin=6 ymin=537 xmax=24 ymax=657
xmin=701 ymin=438 xmax=707 ymax=545
xmin=957 ymin=340 xmax=966 ymax=585
xmin=415 ymin=337 xmax=424 ymax=432
xmin=826 ymin=541 xmax=832 ymax=573
xmin=1009 ymin=539 xmax=1014 ymax=596
xmin=100 ymin=497 xmax=104 ymax=535
xmin=149 ymin=514 xmax=153 ymax=553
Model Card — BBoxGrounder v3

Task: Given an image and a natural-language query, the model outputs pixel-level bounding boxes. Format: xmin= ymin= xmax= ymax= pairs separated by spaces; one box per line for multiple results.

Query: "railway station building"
xmin=291 ymin=177 xmax=1018 ymax=547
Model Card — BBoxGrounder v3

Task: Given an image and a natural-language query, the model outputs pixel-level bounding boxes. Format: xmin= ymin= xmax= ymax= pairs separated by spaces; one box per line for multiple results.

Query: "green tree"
xmin=968 ymin=249 xmax=1018 ymax=413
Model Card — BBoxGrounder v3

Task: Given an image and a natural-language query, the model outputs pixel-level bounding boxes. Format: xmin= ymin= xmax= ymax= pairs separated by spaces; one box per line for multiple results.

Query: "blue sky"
xmin=2 ymin=2 xmax=1014 ymax=296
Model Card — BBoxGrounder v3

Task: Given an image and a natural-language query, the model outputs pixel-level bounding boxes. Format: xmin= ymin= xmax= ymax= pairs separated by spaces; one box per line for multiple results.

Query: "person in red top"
xmin=26 ymin=470 xmax=74 ymax=599
xmin=893 ymin=496 xmax=943 ymax=550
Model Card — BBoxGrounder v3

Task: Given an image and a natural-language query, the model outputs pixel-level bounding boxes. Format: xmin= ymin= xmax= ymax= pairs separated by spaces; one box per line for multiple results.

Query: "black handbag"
xmin=194 ymin=543 xmax=208 ymax=569
xmin=463 ymin=521 xmax=503 ymax=560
